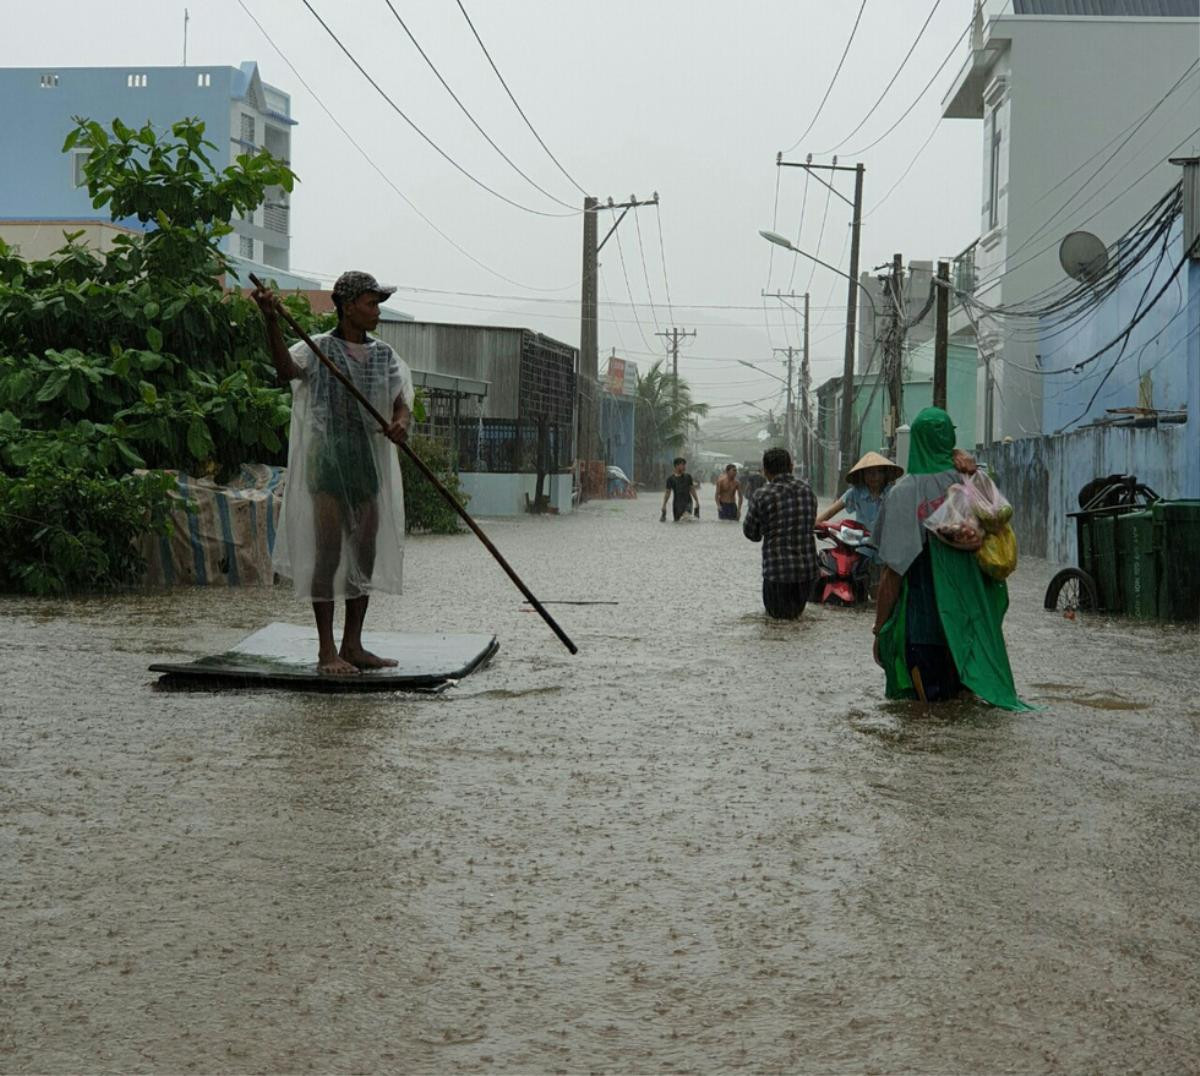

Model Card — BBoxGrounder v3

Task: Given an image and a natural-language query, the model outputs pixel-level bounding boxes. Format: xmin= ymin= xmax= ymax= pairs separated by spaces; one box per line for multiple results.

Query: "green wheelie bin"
xmin=1153 ymin=500 xmax=1200 ymax=621
xmin=1115 ymin=510 xmax=1158 ymax=619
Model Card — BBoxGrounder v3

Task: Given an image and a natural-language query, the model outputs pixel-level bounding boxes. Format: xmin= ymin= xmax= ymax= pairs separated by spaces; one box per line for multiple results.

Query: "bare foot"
xmin=340 ymin=647 xmax=398 ymax=670
xmin=318 ymin=651 xmax=360 ymax=676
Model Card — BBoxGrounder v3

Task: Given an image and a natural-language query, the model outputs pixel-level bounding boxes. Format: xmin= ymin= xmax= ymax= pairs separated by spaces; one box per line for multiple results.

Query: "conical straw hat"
xmin=845 ymin=451 xmax=903 ymax=486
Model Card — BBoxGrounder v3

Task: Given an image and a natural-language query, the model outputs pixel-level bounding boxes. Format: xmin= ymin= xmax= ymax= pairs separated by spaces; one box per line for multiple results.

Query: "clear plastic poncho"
xmin=272 ymin=332 xmax=413 ymax=602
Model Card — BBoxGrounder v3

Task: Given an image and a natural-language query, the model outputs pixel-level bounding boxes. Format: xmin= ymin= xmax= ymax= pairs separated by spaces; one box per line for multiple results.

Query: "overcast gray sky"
xmin=5 ymin=0 xmax=987 ymax=410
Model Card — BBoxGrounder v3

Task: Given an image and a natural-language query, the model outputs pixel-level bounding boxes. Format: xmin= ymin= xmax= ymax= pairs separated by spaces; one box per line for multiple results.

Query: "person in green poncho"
xmin=870 ymin=408 xmax=1031 ymax=711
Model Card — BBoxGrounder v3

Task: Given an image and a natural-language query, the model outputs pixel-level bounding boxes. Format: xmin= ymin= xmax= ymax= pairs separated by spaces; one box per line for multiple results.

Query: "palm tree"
xmin=634 ymin=360 xmax=709 ymax=486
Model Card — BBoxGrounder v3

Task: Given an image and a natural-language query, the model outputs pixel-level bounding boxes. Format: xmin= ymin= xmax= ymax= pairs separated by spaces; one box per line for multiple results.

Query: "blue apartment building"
xmin=0 ymin=61 xmax=315 ymax=287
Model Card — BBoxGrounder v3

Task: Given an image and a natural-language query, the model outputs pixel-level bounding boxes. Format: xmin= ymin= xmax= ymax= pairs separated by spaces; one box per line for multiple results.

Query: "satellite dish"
xmin=1059 ymin=231 xmax=1109 ymax=284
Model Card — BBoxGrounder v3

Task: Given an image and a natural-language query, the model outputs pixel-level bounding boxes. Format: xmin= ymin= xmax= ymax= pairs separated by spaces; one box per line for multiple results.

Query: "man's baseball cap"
xmin=332 ymin=270 xmax=397 ymax=304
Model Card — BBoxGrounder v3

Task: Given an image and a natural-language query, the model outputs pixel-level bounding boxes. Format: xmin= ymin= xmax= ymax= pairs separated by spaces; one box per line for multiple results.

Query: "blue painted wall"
xmin=1187 ymin=257 xmax=1200 ymax=498
xmin=1041 ymin=217 xmax=1191 ymax=435
xmin=0 ymin=66 xmax=237 ymax=223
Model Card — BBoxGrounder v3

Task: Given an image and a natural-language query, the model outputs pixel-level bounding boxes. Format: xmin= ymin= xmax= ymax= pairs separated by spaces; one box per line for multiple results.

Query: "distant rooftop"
xmin=1012 ymin=0 xmax=1198 ymax=15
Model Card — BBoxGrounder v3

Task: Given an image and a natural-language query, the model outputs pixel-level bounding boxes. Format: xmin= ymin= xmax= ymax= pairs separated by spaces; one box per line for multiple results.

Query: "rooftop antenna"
xmin=183 ymin=7 xmax=189 ymax=65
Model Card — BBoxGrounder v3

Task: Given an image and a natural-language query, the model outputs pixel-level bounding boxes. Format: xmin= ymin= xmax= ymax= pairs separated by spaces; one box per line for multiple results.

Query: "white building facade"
xmin=942 ymin=0 xmax=1200 ymax=442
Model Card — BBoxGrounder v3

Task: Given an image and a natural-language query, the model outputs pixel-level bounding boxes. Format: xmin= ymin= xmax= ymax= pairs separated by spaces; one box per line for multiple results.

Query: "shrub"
xmin=400 ymin=434 xmax=468 ymax=534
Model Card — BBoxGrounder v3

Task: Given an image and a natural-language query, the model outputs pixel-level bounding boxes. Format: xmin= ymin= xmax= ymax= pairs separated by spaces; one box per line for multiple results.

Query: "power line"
xmin=380 ymin=0 xmax=577 ymax=210
xmin=633 ymin=206 xmax=663 ymax=335
xmin=1000 ymin=64 xmax=1200 ymax=268
xmin=235 ymin=0 xmax=575 ymax=292
xmin=783 ymin=0 xmax=869 ymax=153
xmin=610 ymin=212 xmax=658 ymax=353
xmin=841 ymin=10 xmax=972 ymax=157
xmin=300 ymin=0 xmax=576 ymax=219
xmin=818 ymin=0 xmax=945 ymax=155
xmin=653 ymin=201 xmax=676 ymax=325
xmin=453 ymin=0 xmax=589 ymax=197
xmin=374 ymin=284 xmax=850 ymax=311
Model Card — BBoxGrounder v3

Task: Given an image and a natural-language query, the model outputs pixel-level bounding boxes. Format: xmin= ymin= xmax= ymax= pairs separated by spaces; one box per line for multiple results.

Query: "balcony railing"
xmin=951 ymin=240 xmax=978 ymax=306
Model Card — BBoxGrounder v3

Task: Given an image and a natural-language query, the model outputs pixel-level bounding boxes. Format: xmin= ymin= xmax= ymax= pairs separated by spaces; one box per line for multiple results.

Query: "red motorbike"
xmin=811 ymin=519 xmax=872 ymax=606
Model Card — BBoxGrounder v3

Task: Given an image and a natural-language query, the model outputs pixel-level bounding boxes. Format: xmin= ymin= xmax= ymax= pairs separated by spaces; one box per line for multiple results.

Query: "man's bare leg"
xmin=312 ymin=492 xmax=358 ymax=675
xmin=340 ymin=594 xmax=397 ymax=669
xmin=340 ymin=499 xmax=397 ymax=669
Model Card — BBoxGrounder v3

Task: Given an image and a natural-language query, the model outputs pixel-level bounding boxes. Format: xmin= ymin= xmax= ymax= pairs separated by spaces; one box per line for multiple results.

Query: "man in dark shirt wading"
xmin=660 ymin=457 xmax=700 ymax=522
xmin=742 ymin=447 xmax=817 ymax=619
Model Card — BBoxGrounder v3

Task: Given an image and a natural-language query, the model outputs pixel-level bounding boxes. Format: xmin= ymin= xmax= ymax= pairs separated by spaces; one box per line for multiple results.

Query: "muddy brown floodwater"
xmin=3 ymin=494 xmax=1199 ymax=1073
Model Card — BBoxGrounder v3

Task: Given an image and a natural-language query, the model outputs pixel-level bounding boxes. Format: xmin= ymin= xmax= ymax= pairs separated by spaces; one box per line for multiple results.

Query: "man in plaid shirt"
xmin=742 ymin=447 xmax=818 ymax=619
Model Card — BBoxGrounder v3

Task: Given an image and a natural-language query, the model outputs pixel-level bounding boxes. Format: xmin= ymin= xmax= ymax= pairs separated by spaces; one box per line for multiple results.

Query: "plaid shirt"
xmin=742 ymin=473 xmax=818 ymax=582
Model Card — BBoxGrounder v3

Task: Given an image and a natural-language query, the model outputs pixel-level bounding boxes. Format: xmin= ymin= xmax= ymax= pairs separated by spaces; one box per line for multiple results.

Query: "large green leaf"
xmin=186 ymin=417 xmax=212 ymax=460
xmin=36 ymin=369 xmax=70 ymax=403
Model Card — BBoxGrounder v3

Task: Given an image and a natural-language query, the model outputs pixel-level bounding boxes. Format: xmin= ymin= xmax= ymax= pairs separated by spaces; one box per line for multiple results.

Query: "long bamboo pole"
xmin=250 ymin=274 xmax=578 ymax=655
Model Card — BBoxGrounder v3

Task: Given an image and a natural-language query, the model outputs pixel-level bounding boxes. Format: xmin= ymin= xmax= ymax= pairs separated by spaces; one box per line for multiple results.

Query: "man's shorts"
xmin=307 ymin=430 xmax=380 ymax=506
xmin=717 ymin=502 xmax=738 ymax=521
xmin=673 ymin=502 xmax=692 ymax=522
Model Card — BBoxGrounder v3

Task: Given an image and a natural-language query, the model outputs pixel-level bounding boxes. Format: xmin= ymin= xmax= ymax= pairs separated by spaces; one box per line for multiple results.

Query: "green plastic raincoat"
xmin=875 ymin=408 xmax=1031 ymax=711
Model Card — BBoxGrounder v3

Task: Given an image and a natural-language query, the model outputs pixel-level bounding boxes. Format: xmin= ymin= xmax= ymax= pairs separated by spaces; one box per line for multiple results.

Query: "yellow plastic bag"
xmin=977 ymin=523 xmax=1018 ymax=581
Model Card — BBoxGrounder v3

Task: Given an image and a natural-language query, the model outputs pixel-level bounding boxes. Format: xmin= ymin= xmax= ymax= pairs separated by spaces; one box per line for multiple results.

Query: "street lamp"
xmin=737 ymin=358 xmax=788 ymax=386
xmin=759 ymin=228 xmax=876 ymax=480
xmin=759 ymin=231 xmax=879 ymax=317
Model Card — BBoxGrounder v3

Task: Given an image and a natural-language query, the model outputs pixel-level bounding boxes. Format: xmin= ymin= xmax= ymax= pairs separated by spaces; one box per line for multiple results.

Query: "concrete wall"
xmin=0 ymin=219 xmax=139 ymax=260
xmin=982 ymin=424 xmax=1191 ymax=565
xmin=943 ymin=12 xmax=1200 ymax=441
xmin=456 ymin=472 xmax=573 ymax=517
xmin=1041 ymin=218 xmax=1190 ymax=433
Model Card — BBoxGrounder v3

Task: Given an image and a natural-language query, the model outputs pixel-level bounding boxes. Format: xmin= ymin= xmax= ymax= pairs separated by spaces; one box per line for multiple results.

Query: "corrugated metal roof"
xmin=1013 ymin=0 xmax=1198 ymax=15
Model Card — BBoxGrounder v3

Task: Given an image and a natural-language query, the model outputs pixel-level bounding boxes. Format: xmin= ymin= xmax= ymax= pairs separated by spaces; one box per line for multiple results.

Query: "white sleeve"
xmin=389 ymin=350 xmax=414 ymax=411
xmin=288 ymin=338 xmax=313 ymax=381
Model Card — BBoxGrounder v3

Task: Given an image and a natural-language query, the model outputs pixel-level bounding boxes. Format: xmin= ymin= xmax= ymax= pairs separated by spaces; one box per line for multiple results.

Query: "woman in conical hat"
xmin=815 ymin=450 xmax=903 ymax=535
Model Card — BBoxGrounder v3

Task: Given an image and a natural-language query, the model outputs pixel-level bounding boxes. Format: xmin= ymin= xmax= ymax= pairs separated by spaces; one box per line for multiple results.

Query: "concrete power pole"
xmin=772 ymin=346 xmax=799 ymax=461
xmin=933 ymin=260 xmax=950 ymax=410
xmin=656 ymin=326 xmax=697 ymax=411
xmin=579 ymin=193 xmax=658 ymax=498
xmin=803 ymin=291 xmax=811 ymax=479
xmin=578 ymin=196 xmax=599 ymax=478
xmin=840 ymin=163 xmax=865 ymax=476
xmin=884 ymin=253 xmax=905 ymax=460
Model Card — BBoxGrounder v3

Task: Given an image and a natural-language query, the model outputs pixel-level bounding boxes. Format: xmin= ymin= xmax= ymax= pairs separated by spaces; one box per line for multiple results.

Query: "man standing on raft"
xmin=254 ymin=271 xmax=414 ymax=675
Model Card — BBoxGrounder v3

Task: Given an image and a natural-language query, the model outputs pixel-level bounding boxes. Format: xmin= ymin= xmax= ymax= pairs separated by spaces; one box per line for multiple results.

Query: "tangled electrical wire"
xmin=956 ymin=181 xmax=1183 ymax=359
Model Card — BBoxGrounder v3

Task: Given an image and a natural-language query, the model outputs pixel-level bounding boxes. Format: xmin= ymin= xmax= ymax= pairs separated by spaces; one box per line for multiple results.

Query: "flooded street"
xmin=3 ymin=493 xmax=1199 ymax=1073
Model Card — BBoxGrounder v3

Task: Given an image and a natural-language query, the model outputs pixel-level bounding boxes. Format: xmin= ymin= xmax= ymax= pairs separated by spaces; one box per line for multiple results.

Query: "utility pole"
xmin=656 ymin=326 xmax=697 ymax=410
xmin=762 ymin=289 xmax=811 ymax=477
xmin=775 ymin=156 xmax=863 ymax=481
xmin=842 ymin=163 xmax=865 ymax=475
xmin=884 ymin=253 xmax=905 ymax=460
xmin=772 ymin=346 xmax=799 ymax=460
xmin=579 ymin=192 xmax=657 ymax=497
xmin=803 ymin=290 xmax=811 ymax=480
xmin=933 ymin=260 xmax=950 ymax=410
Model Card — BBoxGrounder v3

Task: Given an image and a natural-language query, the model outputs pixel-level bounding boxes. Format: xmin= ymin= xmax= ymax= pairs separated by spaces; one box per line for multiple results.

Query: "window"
xmin=197 ymin=72 xmax=211 ymax=88
xmin=72 ymin=151 xmax=90 ymax=188
xmin=239 ymin=235 xmax=254 ymax=259
xmin=987 ymin=105 xmax=1002 ymax=231
xmin=39 ymin=73 xmax=59 ymax=89
xmin=127 ymin=73 xmax=148 ymax=88
xmin=240 ymin=113 xmax=256 ymax=146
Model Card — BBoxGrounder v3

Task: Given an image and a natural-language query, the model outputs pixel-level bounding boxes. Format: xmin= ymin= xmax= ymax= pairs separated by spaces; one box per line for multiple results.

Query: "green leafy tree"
xmin=634 ymin=360 xmax=709 ymax=486
xmin=0 ymin=116 xmax=319 ymax=594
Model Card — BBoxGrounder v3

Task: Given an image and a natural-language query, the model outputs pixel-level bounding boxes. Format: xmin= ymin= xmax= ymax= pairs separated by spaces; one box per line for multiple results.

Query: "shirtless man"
xmin=714 ymin=463 xmax=743 ymax=521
